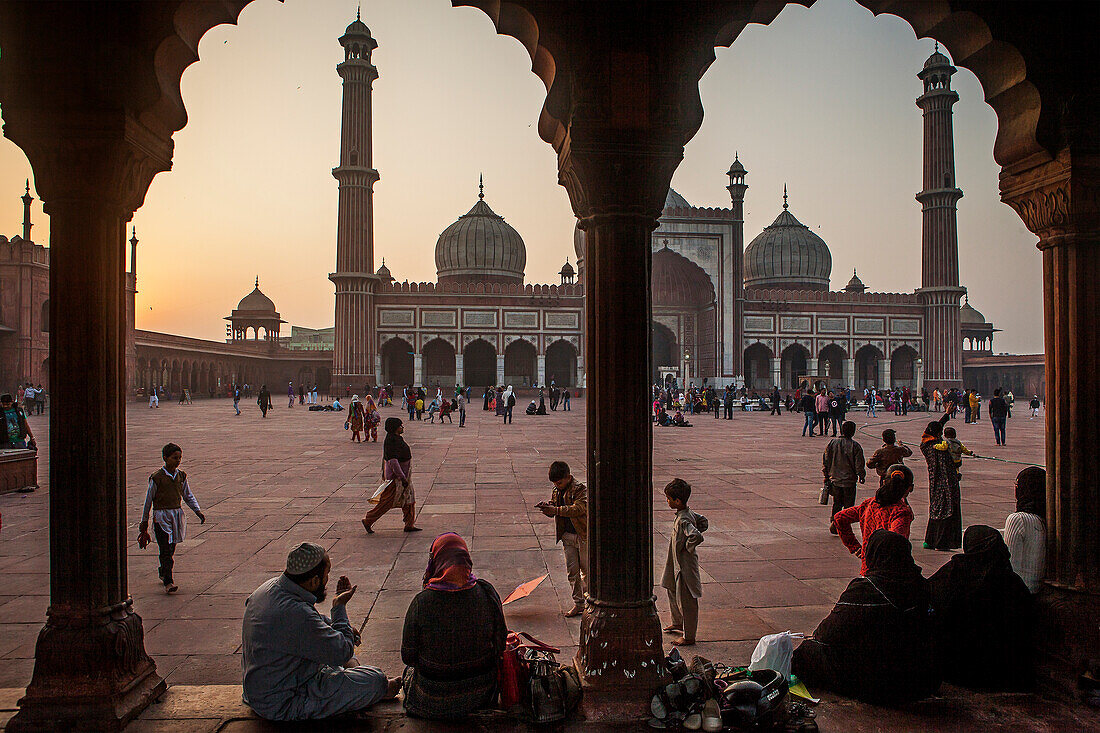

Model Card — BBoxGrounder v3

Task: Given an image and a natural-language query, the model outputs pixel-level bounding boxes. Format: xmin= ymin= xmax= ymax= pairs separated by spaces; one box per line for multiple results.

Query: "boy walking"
xmin=661 ymin=478 xmax=708 ymax=646
xmin=537 ymin=461 xmax=588 ymax=617
xmin=138 ymin=443 xmax=205 ymax=594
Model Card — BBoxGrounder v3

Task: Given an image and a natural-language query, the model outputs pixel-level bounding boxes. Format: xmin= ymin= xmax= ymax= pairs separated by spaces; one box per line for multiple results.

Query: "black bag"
xmin=522 ymin=648 xmax=581 ymax=724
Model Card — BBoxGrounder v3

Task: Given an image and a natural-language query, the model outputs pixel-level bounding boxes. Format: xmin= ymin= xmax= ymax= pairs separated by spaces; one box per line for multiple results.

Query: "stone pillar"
xmin=5 ymin=126 xmax=168 ymax=731
xmin=879 ymin=359 xmax=890 ymax=391
xmin=537 ymin=353 xmax=546 ymax=387
xmin=455 ymin=353 xmax=464 ymax=388
xmin=496 ymin=354 xmax=505 ymax=386
xmin=1002 ymin=151 xmax=1100 ymax=696
xmin=845 ymin=358 xmax=856 ymax=390
xmin=576 ymin=353 xmax=585 ymax=389
xmin=413 ymin=352 xmax=423 ymax=387
xmin=770 ymin=358 xmax=781 ymax=391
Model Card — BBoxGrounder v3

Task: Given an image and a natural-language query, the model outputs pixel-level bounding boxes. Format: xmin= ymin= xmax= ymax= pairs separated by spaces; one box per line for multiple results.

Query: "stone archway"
xmin=463 ymin=338 xmax=496 ymax=388
xmin=545 ymin=339 xmax=578 ymax=388
xmin=854 ymin=345 xmax=884 ymax=391
xmin=780 ymin=343 xmax=809 ymax=391
xmin=504 ymin=338 xmax=537 ymax=387
xmin=743 ymin=342 xmax=773 ymax=391
xmin=891 ymin=345 xmax=919 ymax=389
xmin=818 ymin=343 xmax=848 ymax=386
xmin=380 ymin=338 xmax=414 ymax=387
xmin=651 ymin=323 xmax=678 ymax=385
xmin=422 ymin=338 xmax=456 ymax=388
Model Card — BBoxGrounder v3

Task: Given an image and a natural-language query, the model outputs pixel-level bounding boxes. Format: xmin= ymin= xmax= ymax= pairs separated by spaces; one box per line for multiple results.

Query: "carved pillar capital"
xmin=1000 ymin=150 xmax=1100 ymax=247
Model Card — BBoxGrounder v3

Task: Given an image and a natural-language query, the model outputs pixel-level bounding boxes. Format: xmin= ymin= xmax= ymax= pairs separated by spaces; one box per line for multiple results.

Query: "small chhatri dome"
xmin=435 ymin=178 xmax=526 ymax=285
xmin=664 ymin=188 xmax=691 ymax=212
xmin=844 ymin=268 xmax=866 ymax=293
xmin=237 ymin=277 xmax=277 ymax=313
xmin=743 ymin=188 xmax=832 ymax=291
xmin=924 ymin=42 xmax=951 ymax=70
xmin=559 ymin=258 xmax=575 ymax=276
xmin=343 ymin=7 xmax=372 ymax=38
xmin=960 ymin=295 xmax=987 ymax=324
xmin=376 ymin=258 xmax=391 ymax=279
xmin=727 ymin=157 xmax=746 ymax=176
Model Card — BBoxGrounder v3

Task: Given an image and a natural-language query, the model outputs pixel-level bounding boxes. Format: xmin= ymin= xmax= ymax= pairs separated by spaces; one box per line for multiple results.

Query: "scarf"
xmin=383 ymin=431 xmax=411 ymax=462
xmin=423 ymin=532 xmax=477 ymax=592
xmin=948 ymin=524 xmax=1014 ymax=588
xmin=863 ymin=529 xmax=928 ymax=612
xmin=1015 ymin=466 xmax=1046 ymax=517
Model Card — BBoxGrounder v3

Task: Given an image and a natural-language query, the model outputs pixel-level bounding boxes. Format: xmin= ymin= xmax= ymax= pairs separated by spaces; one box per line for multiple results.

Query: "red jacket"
xmin=833 ymin=498 xmax=915 ymax=576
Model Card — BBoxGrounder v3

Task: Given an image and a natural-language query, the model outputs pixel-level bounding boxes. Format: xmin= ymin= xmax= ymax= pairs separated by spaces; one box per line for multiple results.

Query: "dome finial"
xmin=934 ymin=40 xmax=939 ymax=54
xmin=478 ymin=174 xmax=484 ymax=200
xmin=783 ymin=184 xmax=789 ymax=210
xmin=24 ymin=179 xmax=29 ymax=195
xmin=255 ymin=275 xmax=259 ymax=288
xmin=356 ymin=4 xmax=361 ymax=21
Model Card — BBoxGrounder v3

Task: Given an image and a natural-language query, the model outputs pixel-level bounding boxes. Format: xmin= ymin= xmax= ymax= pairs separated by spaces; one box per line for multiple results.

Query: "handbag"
xmin=369 ymin=478 xmax=394 ymax=504
xmin=498 ymin=631 xmax=529 ymax=709
xmin=498 ymin=632 xmax=581 ymax=723
xmin=819 ymin=480 xmax=832 ymax=505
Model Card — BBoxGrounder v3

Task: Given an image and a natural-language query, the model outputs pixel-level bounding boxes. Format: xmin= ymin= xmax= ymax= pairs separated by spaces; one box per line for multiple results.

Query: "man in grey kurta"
xmin=242 ymin=543 xmax=398 ymax=721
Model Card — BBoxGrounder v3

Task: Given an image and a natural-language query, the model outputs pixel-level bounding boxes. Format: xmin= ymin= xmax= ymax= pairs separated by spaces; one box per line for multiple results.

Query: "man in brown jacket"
xmin=538 ymin=461 xmax=588 ymax=617
xmin=823 ymin=421 xmax=866 ymax=534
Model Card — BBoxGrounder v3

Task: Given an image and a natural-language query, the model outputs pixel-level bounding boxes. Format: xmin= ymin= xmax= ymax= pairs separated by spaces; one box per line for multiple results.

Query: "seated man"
xmin=242 ymin=542 xmax=400 ymax=721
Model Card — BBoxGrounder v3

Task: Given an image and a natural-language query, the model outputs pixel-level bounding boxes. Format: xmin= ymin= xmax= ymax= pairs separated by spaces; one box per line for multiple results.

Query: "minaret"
xmin=125 ymin=227 xmax=138 ymax=393
xmin=915 ymin=46 xmax=966 ymax=390
xmin=329 ymin=10 xmax=380 ymax=389
xmin=21 ymin=180 xmax=33 ymax=241
xmin=726 ymin=155 xmax=747 ymax=382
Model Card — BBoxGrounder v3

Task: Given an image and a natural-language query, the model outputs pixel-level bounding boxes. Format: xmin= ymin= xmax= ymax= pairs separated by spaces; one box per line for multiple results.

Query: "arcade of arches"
xmin=0 ymin=2 xmax=1096 ymax=728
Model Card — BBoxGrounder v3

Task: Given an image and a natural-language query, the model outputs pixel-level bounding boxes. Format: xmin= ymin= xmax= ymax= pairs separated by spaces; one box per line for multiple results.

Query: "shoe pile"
xmin=648 ymin=650 xmax=818 ymax=731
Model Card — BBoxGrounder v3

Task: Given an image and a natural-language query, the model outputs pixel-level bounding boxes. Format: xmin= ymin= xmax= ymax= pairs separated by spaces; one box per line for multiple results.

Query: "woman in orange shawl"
xmin=363 ymin=393 xmax=379 ymax=442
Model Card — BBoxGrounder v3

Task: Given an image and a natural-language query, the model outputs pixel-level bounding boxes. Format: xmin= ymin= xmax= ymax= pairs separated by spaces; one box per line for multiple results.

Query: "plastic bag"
xmin=748 ymin=631 xmax=803 ymax=681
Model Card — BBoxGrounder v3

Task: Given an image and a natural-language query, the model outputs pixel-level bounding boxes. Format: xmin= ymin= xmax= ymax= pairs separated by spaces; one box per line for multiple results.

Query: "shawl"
xmin=863 ymin=529 xmax=929 ymax=612
xmin=383 ymin=431 xmax=412 ymax=463
xmin=1015 ymin=466 xmax=1046 ymax=517
xmin=423 ymin=533 xmax=477 ymax=592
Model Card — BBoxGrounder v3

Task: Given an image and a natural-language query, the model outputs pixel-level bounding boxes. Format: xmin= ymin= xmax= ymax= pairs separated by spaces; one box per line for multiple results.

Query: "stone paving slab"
xmin=0 ymin=397 xmax=1082 ymax=731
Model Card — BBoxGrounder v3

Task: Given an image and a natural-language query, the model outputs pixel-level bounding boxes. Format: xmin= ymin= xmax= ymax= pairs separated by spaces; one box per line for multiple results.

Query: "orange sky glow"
xmin=0 ymin=0 xmax=1043 ymax=353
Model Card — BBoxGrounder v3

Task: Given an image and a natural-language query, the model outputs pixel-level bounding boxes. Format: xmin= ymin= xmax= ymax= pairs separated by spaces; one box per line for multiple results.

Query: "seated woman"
xmin=401 ymin=533 xmax=507 ymax=720
xmin=672 ymin=411 xmax=692 ymax=427
xmin=929 ymin=524 xmax=1034 ymax=690
xmin=792 ymin=529 xmax=938 ymax=704
xmin=1003 ymin=466 xmax=1046 ymax=593
xmin=657 ymin=408 xmax=673 ymax=427
xmin=525 ymin=400 xmax=538 ymax=415
xmin=833 ymin=465 xmax=915 ymax=576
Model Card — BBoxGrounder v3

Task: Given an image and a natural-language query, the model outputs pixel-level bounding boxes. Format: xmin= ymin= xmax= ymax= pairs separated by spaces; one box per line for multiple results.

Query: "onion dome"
xmin=960 ymin=296 xmax=987 ymax=324
xmin=376 ymin=259 xmax=391 ymax=280
xmin=924 ymin=49 xmax=951 ymax=70
xmin=744 ymin=188 xmax=831 ymax=291
xmin=559 ymin=258 xmax=575 ymax=277
xmin=435 ymin=178 xmax=526 ymax=285
xmin=727 ymin=158 xmax=746 ymax=177
xmin=664 ymin=188 xmax=691 ymax=212
xmin=844 ymin=269 xmax=866 ymax=293
xmin=237 ymin=277 xmax=276 ymax=313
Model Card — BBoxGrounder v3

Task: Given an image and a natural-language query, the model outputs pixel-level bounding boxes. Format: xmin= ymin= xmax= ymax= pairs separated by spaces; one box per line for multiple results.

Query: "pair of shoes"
xmin=404 ymin=526 xmax=423 ymax=532
xmin=563 ymin=605 xmax=583 ymax=618
xmin=362 ymin=519 xmax=374 ymax=534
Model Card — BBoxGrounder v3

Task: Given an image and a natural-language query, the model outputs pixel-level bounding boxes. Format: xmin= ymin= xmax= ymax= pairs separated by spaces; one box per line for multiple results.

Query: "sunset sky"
xmin=0 ymin=0 xmax=1043 ymax=353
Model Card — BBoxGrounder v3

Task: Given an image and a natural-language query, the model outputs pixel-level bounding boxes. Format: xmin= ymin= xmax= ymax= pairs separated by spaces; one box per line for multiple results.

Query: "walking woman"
xmin=258 ymin=384 xmax=273 ymax=418
xmin=483 ymin=386 xmax=491 ymax=411
xmin=920 ymin=409 xmax=960 ymax=550
xmin=346 ymin=395 xmax=365 ymax=443
xmin=363 ymin=393 xmax=380 ymax=442
xmin=362 ymin=417 xmax=421 ymax=533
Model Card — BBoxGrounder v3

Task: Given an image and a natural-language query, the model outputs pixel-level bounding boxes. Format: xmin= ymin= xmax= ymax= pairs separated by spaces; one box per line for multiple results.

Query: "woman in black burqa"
xmin=929 ymin=524 xmax=1034 ymax=690
xmin=791 ymin=529 xmax=939 ymax=704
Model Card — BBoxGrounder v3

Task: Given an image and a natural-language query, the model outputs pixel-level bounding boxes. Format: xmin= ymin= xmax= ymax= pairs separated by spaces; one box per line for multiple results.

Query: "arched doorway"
xmin=651 ymin=323 xmax=677 ymax=385
xmin=854 ymin=345 xmax=884 ymax=390
xmin=422 ymin=338 xmax=456 ymax=388
xmin=817 ymin=344 xmax=847 ymax=386
xmin=545 ymin=339 xmax=578 ymax=387
xmin=464 ymin=339 xmax=496 ymax=388
xmin=780 ymin=344 xmax=809 ymax=391
xmin=891 ymin=345 xmax=919 ymax=389
xmin=504 ymin=339 xmax=537 ymax=387
xmin=380 ymin=338 xmax=414 ymax=386
xmin=743 ymin=343 xmax=773 ymax=391
xmin=651 ymin=246 xmax=717 ymax=381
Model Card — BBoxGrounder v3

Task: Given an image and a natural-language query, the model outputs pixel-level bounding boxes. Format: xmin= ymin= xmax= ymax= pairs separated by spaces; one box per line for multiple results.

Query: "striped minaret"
xmin=915 ymin=46 xmax=966 ymax=390
xmin=330 ymin=10 xmax=380 ymax=390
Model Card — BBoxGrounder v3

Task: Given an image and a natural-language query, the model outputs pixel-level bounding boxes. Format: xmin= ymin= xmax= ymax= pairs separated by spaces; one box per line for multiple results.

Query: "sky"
xmin=0 ymin=0 xmax=1043 ymax=353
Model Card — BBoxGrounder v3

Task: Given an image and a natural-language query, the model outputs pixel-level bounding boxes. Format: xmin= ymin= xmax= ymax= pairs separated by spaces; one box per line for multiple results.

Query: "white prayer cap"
xmin=286 ymin=542 xmax=326 ymax=575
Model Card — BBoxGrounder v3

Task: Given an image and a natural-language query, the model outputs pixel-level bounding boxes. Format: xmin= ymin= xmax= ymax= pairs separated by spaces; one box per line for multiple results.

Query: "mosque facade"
xmin=330 ymin=15 xmax=996 ymax=394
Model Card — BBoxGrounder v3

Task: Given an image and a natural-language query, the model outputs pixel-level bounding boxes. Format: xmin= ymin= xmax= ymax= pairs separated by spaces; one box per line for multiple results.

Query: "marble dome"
xmin=435 ymin=186 xmax=526 ymax=285
xmin=743 ymin=193 xmax=831 ymax=291
xmin=960 ymin=298 xmax=987 ymax=324
xmin=236 ymin=279 xmax=276 ymax=313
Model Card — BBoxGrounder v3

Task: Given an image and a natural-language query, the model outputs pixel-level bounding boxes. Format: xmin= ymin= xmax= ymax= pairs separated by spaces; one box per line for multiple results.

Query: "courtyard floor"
xmin=2 ymin=397 xmax=1096 ymax=731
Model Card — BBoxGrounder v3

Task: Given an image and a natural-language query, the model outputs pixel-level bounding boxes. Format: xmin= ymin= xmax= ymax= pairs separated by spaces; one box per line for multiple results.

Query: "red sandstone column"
xmin=1003 ymin=152 xmax=1100 ymax=696
xmin=4 ymin=133 xmax=168 ymax=730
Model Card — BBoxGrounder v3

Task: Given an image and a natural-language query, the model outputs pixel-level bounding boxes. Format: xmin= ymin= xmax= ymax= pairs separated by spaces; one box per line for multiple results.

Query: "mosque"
xmin=331 ymin=15 xmax=1000 ymax=394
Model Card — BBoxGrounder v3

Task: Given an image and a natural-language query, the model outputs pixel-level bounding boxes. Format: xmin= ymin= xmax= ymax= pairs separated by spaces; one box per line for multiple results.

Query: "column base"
xmin=8 ymin=602 xmax=165 ymax=732
xmin=575 ymin=597 xmax=667 ymax=722
xmin=1034 ymin=583 xmax=1100 ymax=703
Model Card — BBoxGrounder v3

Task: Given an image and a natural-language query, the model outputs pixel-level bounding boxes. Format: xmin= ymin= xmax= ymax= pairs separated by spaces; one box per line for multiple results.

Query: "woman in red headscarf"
xmin=400 ymin=533 xmax=507 ymax=720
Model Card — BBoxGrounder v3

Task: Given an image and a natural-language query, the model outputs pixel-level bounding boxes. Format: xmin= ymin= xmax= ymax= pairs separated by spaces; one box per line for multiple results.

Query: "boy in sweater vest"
xmin=138 ymin=443 xmax=205 ymax=593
